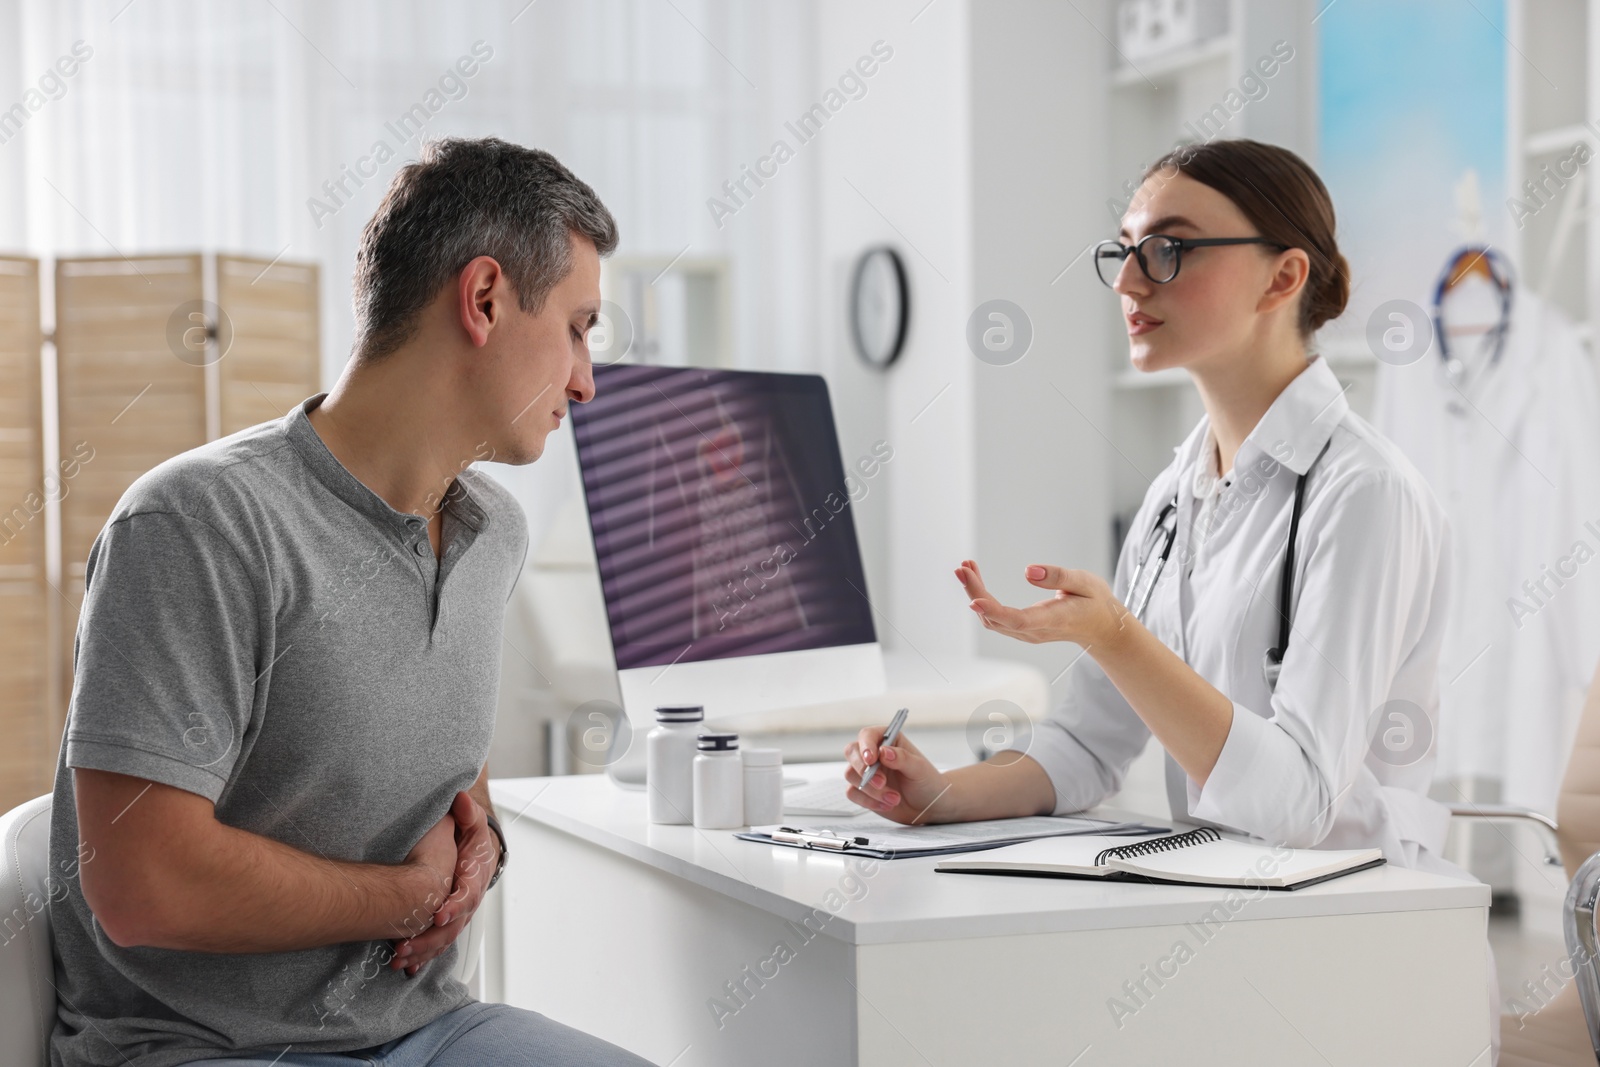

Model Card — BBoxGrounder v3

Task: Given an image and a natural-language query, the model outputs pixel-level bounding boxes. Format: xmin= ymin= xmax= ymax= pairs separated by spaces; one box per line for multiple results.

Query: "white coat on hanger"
xmin=1374 ymin=284 xmax=1600 ymax=812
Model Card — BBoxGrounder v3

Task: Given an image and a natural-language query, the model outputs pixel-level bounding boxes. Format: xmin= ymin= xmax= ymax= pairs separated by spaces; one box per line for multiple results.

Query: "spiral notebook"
xmin=935 ymin=827 xmax=1385 ymax=890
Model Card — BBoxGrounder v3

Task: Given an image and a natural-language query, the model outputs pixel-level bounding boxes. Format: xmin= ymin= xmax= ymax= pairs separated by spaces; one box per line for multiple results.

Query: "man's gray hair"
xmin=351 ymin=137 xmax=619 ymax=359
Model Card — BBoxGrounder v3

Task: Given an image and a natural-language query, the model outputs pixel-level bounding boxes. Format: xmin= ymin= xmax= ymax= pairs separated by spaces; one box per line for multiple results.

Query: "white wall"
xmin=969 ymin=1 xmax=1111 ymax=687
xmin=814 ymin=0 xmax=977 ymax=666
xmin=814 ymin=0 xmax=1111 ymax=696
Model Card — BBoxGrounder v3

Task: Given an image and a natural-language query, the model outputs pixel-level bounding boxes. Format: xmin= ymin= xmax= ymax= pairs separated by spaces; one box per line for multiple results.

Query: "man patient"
xmin=47 ymin=136 xmax=655 ymax=1067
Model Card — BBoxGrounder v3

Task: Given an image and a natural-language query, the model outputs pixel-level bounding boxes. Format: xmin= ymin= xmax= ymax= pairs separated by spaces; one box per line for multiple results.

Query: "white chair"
xmin=1 ymin=794 xmax=55 ymax=1067
xmin=0 ymin=793 xmax=483 ymax=1067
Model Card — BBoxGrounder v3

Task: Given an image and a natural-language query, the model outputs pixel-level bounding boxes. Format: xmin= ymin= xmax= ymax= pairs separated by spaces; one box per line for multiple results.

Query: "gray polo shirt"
xmin=46 ymin=394 xmax=527 ymax=1067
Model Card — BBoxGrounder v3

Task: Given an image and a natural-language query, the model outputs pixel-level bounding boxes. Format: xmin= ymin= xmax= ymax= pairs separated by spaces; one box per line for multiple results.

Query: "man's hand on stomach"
xmin=389 ymin=790 xmax=496 ymax=977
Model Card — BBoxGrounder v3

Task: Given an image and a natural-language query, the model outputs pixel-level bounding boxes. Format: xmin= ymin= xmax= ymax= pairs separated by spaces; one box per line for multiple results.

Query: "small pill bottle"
xmin=741 ymin=747 xmax=783 ymax=826
xmin=692 ymin=732 xmax=744 ymax=829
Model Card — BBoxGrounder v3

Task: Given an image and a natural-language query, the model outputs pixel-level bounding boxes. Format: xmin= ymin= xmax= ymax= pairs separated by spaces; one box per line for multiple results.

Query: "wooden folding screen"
xmin=0 ymin=258 xmax=47 ymax=812
xmin=49 ymin=253 xmax=320 ymax=784
xmin=54 ymin=256 xmax=209 ymax=735
xmin=216 ymin=254 xmax=321 ymax=434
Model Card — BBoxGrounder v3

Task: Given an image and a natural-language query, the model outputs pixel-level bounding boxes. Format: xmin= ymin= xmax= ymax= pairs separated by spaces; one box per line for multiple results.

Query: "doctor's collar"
xmin=1177 ymin=354 xmax=1345 ymax=488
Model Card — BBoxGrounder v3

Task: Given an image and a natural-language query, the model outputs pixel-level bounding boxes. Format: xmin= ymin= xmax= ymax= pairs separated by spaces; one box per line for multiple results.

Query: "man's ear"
xmin=457 ymin=255 xmax=505 ymax=348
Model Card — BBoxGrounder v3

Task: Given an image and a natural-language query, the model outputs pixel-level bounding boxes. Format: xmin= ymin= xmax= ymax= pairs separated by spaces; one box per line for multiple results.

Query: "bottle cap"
xmin=741 ymin=747 xmax=781 ymax=767
xmin=655 ymin=705 xmax=705 ymax=723
xmin=696 ymin=732 xmax=739 ymax=752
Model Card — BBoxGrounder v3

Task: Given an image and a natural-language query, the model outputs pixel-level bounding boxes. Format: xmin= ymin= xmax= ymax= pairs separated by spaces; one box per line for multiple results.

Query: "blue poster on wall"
xmin=1317 ymin=0 xmax=1507 ymax=349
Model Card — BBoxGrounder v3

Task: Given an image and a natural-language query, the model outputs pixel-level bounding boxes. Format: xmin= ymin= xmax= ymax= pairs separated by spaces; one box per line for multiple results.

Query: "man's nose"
xmin=568 ymin=361 xmax=596 ymax=404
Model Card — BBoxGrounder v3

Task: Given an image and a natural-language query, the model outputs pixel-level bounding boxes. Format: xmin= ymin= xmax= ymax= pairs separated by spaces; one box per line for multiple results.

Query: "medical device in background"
xmin=1430 ymin=245 xmax=1514 ymax=412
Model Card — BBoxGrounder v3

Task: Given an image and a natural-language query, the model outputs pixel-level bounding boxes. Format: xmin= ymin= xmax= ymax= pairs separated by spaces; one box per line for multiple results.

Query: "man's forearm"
xmin=119 ymin=820 xmax=446 ymax=953
xmin=468 ymin=761 xmax=495 ymax=826
xmin=466 ymin=762 xmax=502 ymax=880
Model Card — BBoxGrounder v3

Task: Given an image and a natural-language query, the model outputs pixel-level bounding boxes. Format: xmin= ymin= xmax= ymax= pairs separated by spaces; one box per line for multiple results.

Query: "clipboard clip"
xmin=770 ymin=827 xmax=869 ymax=851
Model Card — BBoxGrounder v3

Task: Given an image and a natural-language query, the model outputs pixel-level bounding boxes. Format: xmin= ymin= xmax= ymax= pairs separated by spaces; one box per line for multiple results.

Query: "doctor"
xmin=845 ymin=136 xmax=1497 ymax=1059
xmin=845 ymin=138 xmax=1462 ymax=876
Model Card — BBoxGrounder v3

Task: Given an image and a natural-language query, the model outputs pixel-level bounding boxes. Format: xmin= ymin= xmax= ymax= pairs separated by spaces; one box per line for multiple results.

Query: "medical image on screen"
xmin=571 ymin=365 xmax=877 ymax=671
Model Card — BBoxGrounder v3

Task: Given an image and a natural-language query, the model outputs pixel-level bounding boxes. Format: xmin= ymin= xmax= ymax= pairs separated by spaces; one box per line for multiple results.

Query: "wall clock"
xmin=849 ymin=246 xmax=908 ymax=370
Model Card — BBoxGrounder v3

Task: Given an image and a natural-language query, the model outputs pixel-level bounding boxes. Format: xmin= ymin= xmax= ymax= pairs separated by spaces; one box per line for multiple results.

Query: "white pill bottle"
xmin=741 ymin=747 xmax=783 ymax=826
xmin=646 ymin=705 xmax=704 ymax=825
xmin=692 ymin=732 xmax=744 ymax=829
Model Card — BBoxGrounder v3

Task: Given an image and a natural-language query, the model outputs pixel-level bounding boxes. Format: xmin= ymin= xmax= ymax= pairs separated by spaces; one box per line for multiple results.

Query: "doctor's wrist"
xmin=1092 ymin=601 xmax=1145 ymax=663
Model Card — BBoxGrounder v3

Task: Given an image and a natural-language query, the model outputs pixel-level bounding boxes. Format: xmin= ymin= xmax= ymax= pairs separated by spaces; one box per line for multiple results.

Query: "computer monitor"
xmin=570 ymin=364 xmax=888 ymax=760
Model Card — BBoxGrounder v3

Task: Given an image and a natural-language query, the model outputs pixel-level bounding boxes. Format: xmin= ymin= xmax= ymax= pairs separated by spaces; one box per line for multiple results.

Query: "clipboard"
xmin=735 ymin=815 xmax=1168 ymax=860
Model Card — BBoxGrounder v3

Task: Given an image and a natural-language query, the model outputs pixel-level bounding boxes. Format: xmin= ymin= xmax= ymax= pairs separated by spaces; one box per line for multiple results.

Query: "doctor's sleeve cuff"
xmin=1012 ymin=717 xmax=1120 ymax=817
xmin=1187 ymin=701 xmax=1316 ymax=842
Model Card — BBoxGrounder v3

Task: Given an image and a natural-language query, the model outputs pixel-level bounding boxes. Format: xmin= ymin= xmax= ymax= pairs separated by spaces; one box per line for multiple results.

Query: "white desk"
xmin=488 ymin=764 xmax=1492 ymax=1067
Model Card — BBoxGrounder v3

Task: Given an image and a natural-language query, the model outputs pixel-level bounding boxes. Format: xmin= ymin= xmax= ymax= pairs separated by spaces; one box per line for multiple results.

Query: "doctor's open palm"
xmin=955 ymin=558 xmax=1128 ymax=648
xmin=844 ymin=727 xmax=952 ymax=824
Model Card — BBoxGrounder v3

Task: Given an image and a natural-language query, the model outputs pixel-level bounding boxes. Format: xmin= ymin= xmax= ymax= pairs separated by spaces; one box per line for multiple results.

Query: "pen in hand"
xmin=858 ymin=707 xmax=910 ymax=791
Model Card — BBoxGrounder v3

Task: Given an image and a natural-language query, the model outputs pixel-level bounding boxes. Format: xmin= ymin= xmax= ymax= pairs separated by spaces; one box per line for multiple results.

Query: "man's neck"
xmin=306 ymin=354 xmax=478 ymax=521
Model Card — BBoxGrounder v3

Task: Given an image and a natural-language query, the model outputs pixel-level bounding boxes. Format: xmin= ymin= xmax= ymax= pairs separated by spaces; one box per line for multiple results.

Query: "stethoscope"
xmin=1431 ymin=245 xmax=1513 ymax=408
xmin=1125 ymin=439 xmax=1331 ymax=692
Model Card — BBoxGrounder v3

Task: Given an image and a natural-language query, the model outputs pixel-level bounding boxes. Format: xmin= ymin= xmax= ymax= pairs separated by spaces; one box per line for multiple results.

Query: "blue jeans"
xmin=181 ymin=1002 xmax=656 ymax=1067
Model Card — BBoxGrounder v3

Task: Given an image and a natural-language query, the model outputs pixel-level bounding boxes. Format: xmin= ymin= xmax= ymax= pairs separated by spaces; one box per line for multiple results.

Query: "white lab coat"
xmin=1374 ymin=287 xmax=1600 ymax=812
xmin=1016 ymin=353 xmax=1498 ymax=1056
xmin=1023 ymin=353 xmax=1457 ymax=873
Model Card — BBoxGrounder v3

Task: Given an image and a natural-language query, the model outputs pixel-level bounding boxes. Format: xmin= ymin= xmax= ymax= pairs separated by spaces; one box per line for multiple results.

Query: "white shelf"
xmin=1110 ymin=35 xmax=1237 ymax=89
xmin=1525 ymin=123 xmax=1594 ymax=155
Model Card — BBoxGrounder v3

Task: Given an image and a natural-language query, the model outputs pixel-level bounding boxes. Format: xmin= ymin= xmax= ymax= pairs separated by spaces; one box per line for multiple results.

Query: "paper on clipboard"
xmin=736 ymin=814 xmax=1167 ymax=859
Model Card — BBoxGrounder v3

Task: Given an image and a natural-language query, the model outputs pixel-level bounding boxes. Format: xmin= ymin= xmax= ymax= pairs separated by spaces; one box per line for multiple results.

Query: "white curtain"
xmin=0 ymin=0 xmax=821 ymax=547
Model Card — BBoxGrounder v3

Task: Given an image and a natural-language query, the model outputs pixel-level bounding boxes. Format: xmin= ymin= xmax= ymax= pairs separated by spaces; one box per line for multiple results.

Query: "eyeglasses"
xmin=1094 ymin=234 xmax=1290 ymax=287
